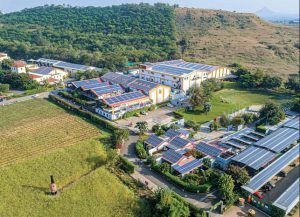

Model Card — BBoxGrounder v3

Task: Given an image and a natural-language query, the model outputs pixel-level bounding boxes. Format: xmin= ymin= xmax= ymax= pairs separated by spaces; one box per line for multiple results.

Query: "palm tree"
xmin=135 ymin=121 xmax=148 ymax=135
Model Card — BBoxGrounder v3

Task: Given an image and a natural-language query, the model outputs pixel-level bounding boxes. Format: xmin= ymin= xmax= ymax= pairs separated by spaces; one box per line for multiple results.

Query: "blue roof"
xmin=162 ymin=149 xmax=184 ymax=164
xmin=71 ymin=79 xmax=104 ymax=89
xmin=128 ymin=79 xmax=159 ymax=93
xmin=144 ymin=135 xmax=164 ymax=148
xmin=162 ymin=60 xmax=219 ymax=72
xmin=195 ymin=142 xmax=223 ymax=158
xmin=103 ymin=91 xmax=147 ymax=106
xmin=172 ymin=158 xmax=202 ymax=174
xmin=283 ymin=117 xmax=299 ymax=130
xmin=169 ymin=136 xmax=191 ymax=150
xmin=54 ymin=61 xmax=92 ymax=71
xmin=151 ymin=64 xmax=194 ymax=76
xmin=164 ymin=129 xmax=181 ymax=139
xmin=33 ymin=67 xmax=53 ymax=75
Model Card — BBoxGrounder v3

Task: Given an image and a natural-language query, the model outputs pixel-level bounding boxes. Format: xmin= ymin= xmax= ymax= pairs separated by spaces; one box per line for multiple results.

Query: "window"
xmin=161 ymin=74 xmax=165 ymax=77
xmin=162 ymin=81 xmax=165 ymax=84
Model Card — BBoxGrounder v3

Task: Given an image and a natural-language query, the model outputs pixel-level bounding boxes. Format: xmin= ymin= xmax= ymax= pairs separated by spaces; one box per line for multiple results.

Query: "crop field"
xmin=0 ymin=140 xmax=142 ymax=217
xmin=0 ymin=99 xmax=101 ymax=167
xmin=176 ymin=82 xmax=293 ymax=123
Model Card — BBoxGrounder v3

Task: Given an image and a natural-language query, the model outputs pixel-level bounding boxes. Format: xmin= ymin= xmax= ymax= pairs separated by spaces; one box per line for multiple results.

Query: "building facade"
xmin=11 ymin=61 xmax=26 ymax=73
xmin=139 ymin=59 xmax=231 ymax=92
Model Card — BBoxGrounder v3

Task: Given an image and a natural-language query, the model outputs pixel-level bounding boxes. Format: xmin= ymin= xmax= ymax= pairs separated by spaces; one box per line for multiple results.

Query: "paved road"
xmin=0 ymin=91 xmax=50 ymax=106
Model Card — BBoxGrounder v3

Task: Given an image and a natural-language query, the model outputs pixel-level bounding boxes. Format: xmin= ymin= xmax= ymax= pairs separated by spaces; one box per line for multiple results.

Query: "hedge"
xmin=118 ymin=155 xmax=135 ymax=174
xmin=256 ymin=125 xmax=267 ymax=134
xmin=123 ymin=105 xmax=155 ymax=119
xmin=48 ymin=94 xmax=118 ymax=131
xmin=152 ymin=164 xmax=211 ymax=193
xmin=135 ymin=140 xmax=148 ymax=159
xmin=173 ymin=111 xmax=184 ymax=119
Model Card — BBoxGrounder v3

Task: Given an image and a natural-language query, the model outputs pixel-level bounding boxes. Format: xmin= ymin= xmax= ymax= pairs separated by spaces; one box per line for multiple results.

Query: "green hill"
xmin=176 ymin=8 xmax=299 ymax=77
xmin=0 ymin=5 xmax=298 ymax=76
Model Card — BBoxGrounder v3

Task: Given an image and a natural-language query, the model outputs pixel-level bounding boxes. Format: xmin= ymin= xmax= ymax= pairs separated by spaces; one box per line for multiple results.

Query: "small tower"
xmin=50 ymin=175 xmax=57 ymax=195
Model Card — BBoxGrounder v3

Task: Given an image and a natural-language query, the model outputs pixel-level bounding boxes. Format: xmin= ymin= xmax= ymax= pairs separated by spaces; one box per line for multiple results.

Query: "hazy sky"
xmin=0 ymin=0 xmax=299 ymax=14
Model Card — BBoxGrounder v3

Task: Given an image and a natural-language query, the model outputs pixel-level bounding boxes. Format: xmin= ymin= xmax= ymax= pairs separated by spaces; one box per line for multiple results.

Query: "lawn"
xmin=176 ymin=82 xmax=293 ymax=124
xmin=0 ymin=140 xmax=142 ymax=217
xmin=0 ymin=99 xmax=101 ymax=167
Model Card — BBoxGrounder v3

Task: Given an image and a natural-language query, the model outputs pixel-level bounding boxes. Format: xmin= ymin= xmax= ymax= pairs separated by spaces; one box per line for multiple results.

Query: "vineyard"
xmin=0 ymin=99 xmax=101 ymax=167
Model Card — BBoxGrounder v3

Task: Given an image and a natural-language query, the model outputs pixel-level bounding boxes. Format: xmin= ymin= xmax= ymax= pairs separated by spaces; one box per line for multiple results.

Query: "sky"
xmin=0 ymin=0 xmax=299 ymax=14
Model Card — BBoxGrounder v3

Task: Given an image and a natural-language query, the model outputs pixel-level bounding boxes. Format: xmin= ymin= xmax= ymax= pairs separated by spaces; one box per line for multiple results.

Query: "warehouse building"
xmin=139 ymin=59 xmax=231 ymax=92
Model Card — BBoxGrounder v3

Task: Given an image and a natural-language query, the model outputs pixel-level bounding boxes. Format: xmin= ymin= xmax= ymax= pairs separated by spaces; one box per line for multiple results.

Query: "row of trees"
xmin=0 ymin=71 xmax=40 ymax=90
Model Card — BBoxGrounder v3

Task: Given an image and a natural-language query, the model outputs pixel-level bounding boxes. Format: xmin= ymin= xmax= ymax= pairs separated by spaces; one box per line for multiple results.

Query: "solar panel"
xmin=283 ymin=117 xmax=299 ymax=130
xmin=232 ymin=146 xmax=276 ymax=170
xmin=196 ymin=142 xmax=223 ymax=157
xmin=172 ymin=158 xmax=203 ymax=174
xmin=162 ymin=149 xmax=184 ymax=164
xmin=161 ymin=60 xmax=219 ymax=72
xmin=168 ymin=136 xmax=190 ymax=150
xmin=273 ymin=178 xmax=299 ymax=214
xmin=33 ymin=67 xmax=53 ymax=75
xmin=92 ymin=84 xmax=123 ymax=96
xmin=164 ymin=129 xmax=181 ymax=139
xmin=151 ymin=64 xmax=194 ymax=76
xmin=128 ymin=79 xmax=158 ymax=93
xmin=145 ymin=135 xmax=164 ymax=147
xmin=243 ymin=144 xmax=299 ymax=193
xmin=103 ymin=91 xmax=147 ymax=106
xmin=254 ymin=127 xmax=299 ymax=152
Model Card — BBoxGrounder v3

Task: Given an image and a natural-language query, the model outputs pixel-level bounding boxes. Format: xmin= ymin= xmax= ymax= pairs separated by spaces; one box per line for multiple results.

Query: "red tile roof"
xmin=28 ymin=73 xmax=42 ymax=79
xmin=47 ymin=78 xmax=59 ymax=83
xmin=13 ymin=61 xmax=26 ymax=68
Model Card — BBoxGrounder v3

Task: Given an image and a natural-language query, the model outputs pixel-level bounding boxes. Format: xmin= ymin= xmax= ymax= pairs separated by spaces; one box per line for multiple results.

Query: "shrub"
xmin=219 ymin=114 xmax=230 ymax=127
xmin=210 ymin=121 xmax=220 ymax=131
xmin=256 ymin=125 xmax=267 ymax=134
xmin=135 ymin=141 xmax=148 ymax=159
xmin=118 ymin=155 xmax=135 ymax=174
xmin=241 ymin=113 xmax=258 ymax=124
xmin=173 ymin=111 xmax=184 ymax=119
xmin=231 ymin=116 xmax=245 ymax=128
xmin=185 ymin=120 xmax=196 ymax=129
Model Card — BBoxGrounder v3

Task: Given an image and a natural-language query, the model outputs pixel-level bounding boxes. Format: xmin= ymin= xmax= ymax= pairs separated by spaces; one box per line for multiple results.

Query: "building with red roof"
xmin=11 ymin=61 xmax=26 ymax=73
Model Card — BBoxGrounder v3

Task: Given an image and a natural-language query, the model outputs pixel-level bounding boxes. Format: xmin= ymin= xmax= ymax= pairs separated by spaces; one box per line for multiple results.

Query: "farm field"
xmin=176 ymin=82 xmax=293 ymax=123
xmin=0 ymin=140 xmax=142 ymax=217
xmin=0 ymin=99 xmax=101 ymax=167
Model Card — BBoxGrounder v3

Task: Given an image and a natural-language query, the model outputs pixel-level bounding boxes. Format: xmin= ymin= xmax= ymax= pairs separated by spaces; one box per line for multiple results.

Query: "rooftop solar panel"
xmin=196 ymin=142 xmax=223 ymax=158
xmin=172 ymin=158 xmax=203 ymax=174
xmin=162 ymin=149 xmax=184 ymax=164
xmin=232 ymin=146 xmax=276 ymax=170
xmin=145 ymin=135 xmax=164 ymax=148
xmin=242 ymin=144 xmax=300 ymax=193
xmin=161 ymin=60 xmax=219 ymax=72
xmin=33 ymin=67 xmax=53 ymax=75
xmin=103 ymin=91 xmax=147 ymax=106
xmin=128 ymin=79 xmax=159 ymax=93
xmin=273 ymin=178 xmax=299 ymax=214
xmin=54 ymin=61 xmax=91 ymax=70
xmin=164 ymin=129 xmax=181 ymax=139
xmin=72 ymin=79 xmax=103 ymax=89
xmin=92 ymin=84 xmax=123 ymax=96
xmin=169 ymin=136 xmax=190 ymax=150
xmin=283 ymin=117 xmax=299 ymax=130
xmin=151 ymin=64 xmax=194 ymax=76
xmin=254 ymin=127 xmax=299 ymax=152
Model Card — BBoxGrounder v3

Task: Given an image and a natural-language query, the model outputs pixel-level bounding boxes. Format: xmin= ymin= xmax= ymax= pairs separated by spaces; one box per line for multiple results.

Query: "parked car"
xmin=254 ymin=191 xmax=264 ymax=199
xmin=267 ymin=181 xmax=276 ymax=188
xmin=262 ymin=185 xmax=272 ymax=192
xmin=278 ymin=171 xmax=288 ymax=177
xmin=167 ymin=103 xmax=174 ymax=108
xmin=141 ymin=111 xmax=148 ymax=115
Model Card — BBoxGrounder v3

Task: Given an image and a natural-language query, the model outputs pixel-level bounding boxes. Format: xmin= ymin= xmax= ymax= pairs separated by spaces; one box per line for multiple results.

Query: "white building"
xmin=30 ymin=66 xmax=68 ymax=82
xmin=11 ymin=61 xmax=26 ymax=73
xmin=139 ymin=59 xmax=231 ymax=92
xmin=0 ymin=53 xmax=9 ymax=62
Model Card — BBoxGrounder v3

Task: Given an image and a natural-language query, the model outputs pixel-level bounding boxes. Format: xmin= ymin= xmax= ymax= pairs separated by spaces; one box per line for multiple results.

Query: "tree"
xmin=261 ymin=75 xmax=282 ymax=89
xmin=226 ymin=165 xmax=250 ymax=186
xmin=152 ymin=124 xmax=161 ymax=134
xmin=203 ymin=102 xmax=212 ymax=114
xmin=231 ymin=116 xmax=245 ymax=128
xmin=0 ymin=59 xmax=14 ymax=70
xmin=218 ymin=174 xmax=235 ymax=205
xmin=135 ymin=121 xmax=148 ymax=135
xmin=219 ymin=114 xmax=230 ymax=127
xmin=188 ymin=86 xmax=210 ymax=110
xmin=0 ymin=83 xmax=9 ymax=93
xmin=169 ymin=124 xmax=180 ymax=130
xmin=160 ymin=162 xmax=171 ymax=173
xmin=111 ymin=129 xmax=130 ymax=147
xmin=285 ymin=74 xmax=300 ymax=92
xmin=210 ymin=121 xmax=220 ymax=131
xmin=154 ymin=189 xmax=190 ymax=217
xmin=259 ymin=102 xmax=285 ymax=125
xmin=241 ymin=113 xmax=257 ymax=125
xmin=203 ymin=158 xmax=212 ymax=168
xmin=135 ymin=141 xmax=148 ymax=159
xmin=178 ymin=38 xmax=189 ymax=57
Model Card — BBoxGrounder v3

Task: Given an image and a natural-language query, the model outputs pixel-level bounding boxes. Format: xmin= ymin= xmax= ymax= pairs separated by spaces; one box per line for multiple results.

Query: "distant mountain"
xmin=255 ymin=7 xmax=298 ymax=21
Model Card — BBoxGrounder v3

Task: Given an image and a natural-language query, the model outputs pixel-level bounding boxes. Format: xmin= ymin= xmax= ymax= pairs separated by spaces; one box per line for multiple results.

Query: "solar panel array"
xmin=128 ymin=79 xmax=158 ymax=93
xmin=164 ymin=129 xmax=181 ymax=139
xmin=273 ymin=178 xmax=299 ymax=214
xmin=72 ymin=79 xmax=103 ymax=89
xmin=232 ymin=146 xmax=276 ymax=170
xmin=151 ymin=64 xmax=194 ymax=76
xmin=101 ymin=72 xmax=137 ymax=86
xmin=162 ymin=60 xmax=219 ymax=72
xmin=196 ymin=142 xmax=223 ymax=158
xmin=37 ymin=58 xmax=60 ymax=65
xmin=254 ymin=127 xmax=299 ymax=153
xmin=283 ymin=117 xmax=299 ymax=130
xmin=243 ymin=144 xmax=299 ymax=193
xmin=145 ymin=135 xmax=164 ymax=148
xmin=172 ymin=158 xmax=203 ymax=174
xmin=33 ymin=67 xmax=53 ymax=75
xmin=104 ymin=91 xmax=147 ymax=106
xmin=82 ymin=82 xmax=110 ymax=90
xmin=169 ymin=136 xmax=190 ymax=150
xmin=162 ymin=149 xmax=184 ymax=164
xmin=92 ymin=84 xmax=123 ymax=96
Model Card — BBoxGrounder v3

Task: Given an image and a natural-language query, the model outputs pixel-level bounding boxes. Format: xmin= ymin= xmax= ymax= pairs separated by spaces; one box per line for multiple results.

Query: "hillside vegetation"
xmin=176 ymin=8 xmax=299 ymax=77
xmin=0 ymin=4 xmax=177 ymax=70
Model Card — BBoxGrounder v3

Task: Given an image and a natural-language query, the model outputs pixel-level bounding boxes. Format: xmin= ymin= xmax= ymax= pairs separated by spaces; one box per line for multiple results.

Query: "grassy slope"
xmin=177 ymin=82 xmax=292 ymax=123
xmin=176 ymin=8 xmax=299 ymax=77
xmin=0 ymin=99 xmax=101 ymax=167
xmin=0 ymin=141 xmax=140 ymax=217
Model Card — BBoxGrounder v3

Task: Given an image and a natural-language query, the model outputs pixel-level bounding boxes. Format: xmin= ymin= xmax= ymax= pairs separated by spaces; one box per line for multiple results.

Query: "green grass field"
xmin=176 ymin=82 xmax=293 ymax=123
xmin=0 ymin=99 xmax=147 ymax=217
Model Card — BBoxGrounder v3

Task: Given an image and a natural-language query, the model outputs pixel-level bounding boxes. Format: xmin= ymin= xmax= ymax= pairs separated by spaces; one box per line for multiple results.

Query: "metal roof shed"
xmin=242 ymin=144 xmax=299 ymax=194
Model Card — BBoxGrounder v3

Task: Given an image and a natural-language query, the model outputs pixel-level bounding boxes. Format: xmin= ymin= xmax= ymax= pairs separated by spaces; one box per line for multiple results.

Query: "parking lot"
xmin=116 ymin=107 xmax=176 ymax=130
